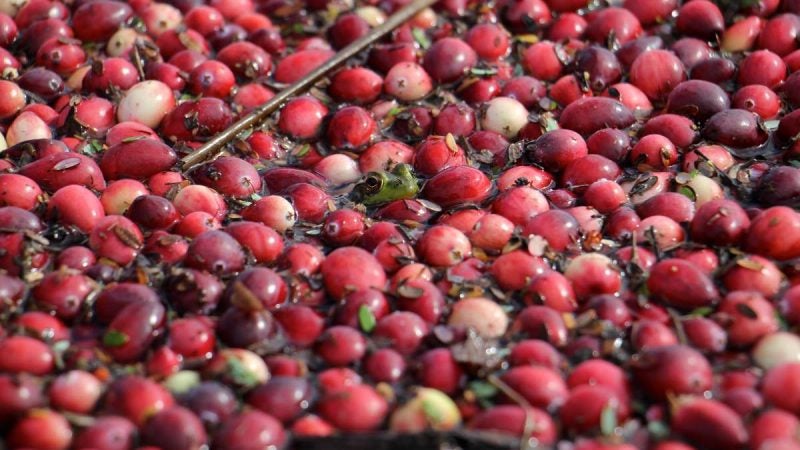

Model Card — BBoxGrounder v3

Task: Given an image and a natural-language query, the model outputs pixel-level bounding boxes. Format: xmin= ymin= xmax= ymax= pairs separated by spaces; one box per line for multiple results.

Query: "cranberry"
xmin=521 ymin=42 xmax=564 ymax=81
xmin=274 ymin=49 xmax=335 ymax=84
xmin=676 ymin=0 xmax=724 ymax=40
xmin=7 ymin=409 xmax=73 ymax=450
xmin=373 ymin=311 xmax=428 ymax=355
xmin=469 ymin=405 xmax=556 ymax=443
xmin=181 ymin=382 xmax=237 ymax=429
xmin=247 ymin=376 xmax=314 ymax=423
xmin=188 ymin=60 xmax=235 ymax=98
xmin=364 ymin=348 xmax=406 ymax=383
xmin=465 ymin=23 xmax=509 ymax=61
xmin=671 ymin=398 xmax=748 ymax=450
xmin=423 ymin=37 xmax=477 ymax=83
xmin=585 ymin=7 xmax=642 ymax=44
xmin=278 ymin=96 xmax=328 ymax=140
xmin=500 ymin=365 xmax=568 ymax=411
xmin=561 ymin=385 xmax=629 ymax=434
xmin=326 ymin=106 xmax=376 ymax=151
xmin=559 ymin=97 xmax=635 ymax=137
xmin=758 ymin=14 xmax=800 ymax=56
xmin=72 ymin=0 xmax=132 ymax=42
xmin=329 ymin=67 xmax=382 ymax=104
xmin=216 ymin=41 xmax=271 ymax=79
xmin=631 ymin=345 xmax=712 ymax=401
xmin=213 ymin=411 xmax=286 ymax=449
xmin=73 ymin=416 xmax=136 ymax=450
xmin=667 ymin=80 xmax=730 ymax=122
xmin=703 ymin=109 xmax=768 ymax=148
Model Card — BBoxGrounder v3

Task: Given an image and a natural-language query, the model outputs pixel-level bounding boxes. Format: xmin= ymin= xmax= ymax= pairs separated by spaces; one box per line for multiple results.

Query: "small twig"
xmin=667 ymin=307 xmax=689 ymax=346
xmin=180 ymin=0 xmax=439 ymax=171
xmin=487 ymin=374 xmax=536 ymax=450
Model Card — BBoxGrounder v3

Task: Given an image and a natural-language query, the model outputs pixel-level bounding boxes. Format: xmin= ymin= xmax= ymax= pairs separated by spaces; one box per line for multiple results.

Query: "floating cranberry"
xmin=559 ymin=97 xmax=635 ymax=137
xmin=7 ymin=409 xmax=72 ymax=450
xmin=423 ymin=37 xmax=477 ymax=83
xmin=213 ymin=410 xmax=286 ymax=449
xmin=316 ymin=385 xmax=388 ymax=432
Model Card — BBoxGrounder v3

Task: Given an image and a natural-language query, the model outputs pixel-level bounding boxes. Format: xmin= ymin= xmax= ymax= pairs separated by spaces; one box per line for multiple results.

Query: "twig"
xmin=180 ymin=0 xmax=439 ymax=171
xmin=487 ymin=374 xmax=536 ymax=450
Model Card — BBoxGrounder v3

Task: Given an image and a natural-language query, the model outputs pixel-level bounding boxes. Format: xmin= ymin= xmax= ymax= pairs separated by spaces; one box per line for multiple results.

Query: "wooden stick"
xmin=180 ymin=0 xmax=438 ymax=170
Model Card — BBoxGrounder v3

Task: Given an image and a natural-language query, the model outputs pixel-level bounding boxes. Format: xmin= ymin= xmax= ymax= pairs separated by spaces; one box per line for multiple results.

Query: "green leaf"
xmin=541 ymin=115 xmax=559 ymax=132
xmin=358 ymin=305 xmax=376 ymax=333
xmin=411 ymin=28 xmax=430 ymax=49
xmin=677 ymin=185 xmax=697 ymax=202
xmin=690 ymin=306 xmax=713 ymax=317
xmin=82 ymin=139 xmax=104 ymax=155
xmin=600 ymin=403 xmax=617 ymax=437
xmin=294 ymin=143 xmax=310 ymax=158
xmin=470 ymin=67 xmax=497 ymax=77
xmin=102 ymin=330 xmax=129 ymax=347
xmin=387 ymin=106 xmax=404 ymax=117
xmin=468 ymin=380 xmax=498 ymax=399
xmin=250 ymin=192 xmax=262 ymax=201
xmin=121 ymin=135 xmax=149 ymax=143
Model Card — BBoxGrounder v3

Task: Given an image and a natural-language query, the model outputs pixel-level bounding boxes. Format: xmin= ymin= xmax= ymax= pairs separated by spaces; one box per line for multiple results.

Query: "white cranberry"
xmin=448 ymin=297 xmax=509 ymax=338
xmin=480 ymin=96 xmax=529 ymax=138
xmin=117 ymin=80 xmax=176 ymax=128
xmin=754 ymin=332 xmax=800 ymax=370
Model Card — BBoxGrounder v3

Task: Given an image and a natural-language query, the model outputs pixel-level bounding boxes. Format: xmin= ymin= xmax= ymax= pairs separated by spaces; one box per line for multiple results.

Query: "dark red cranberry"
xmin=559 ymin=97 xmax=635 ymax=137
xmin=247 ymin=376 xmax=314 ymax=423
xmin=703 ymin=109 xmax=768 ymax=148
xmin=142 ymin=406 xmax=208 ymax=450
xmin=329 ymin=13 xmax=370 ymax=49
xmin=213 ymin=411 xmax=286 ymax=449
xmin=667 ymin=80 xmax=730 ymax=122
xmin=423 ymin=37 xmax=478 ymax=83
xmin=181 ymin=382 xmax=238 ymax=429
xmin=573 ymin=46 xmax=622 ymax=92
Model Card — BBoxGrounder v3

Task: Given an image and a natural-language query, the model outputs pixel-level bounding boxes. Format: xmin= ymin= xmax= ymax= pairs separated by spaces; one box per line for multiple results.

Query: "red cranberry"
xmin=7 ymin=409 xmax=72 ymax=450
xmin=364 ymin=348 xmax=406 ymax=383
xmin=213 ymin=411 xmax=286 ymax=449
xmin=72 ymin=0 xmax=133 ymax=42
xmin=676 ymin=0 xmax=724 ymax=40
xmin=631 ymin=345 xmax=712 ymax=401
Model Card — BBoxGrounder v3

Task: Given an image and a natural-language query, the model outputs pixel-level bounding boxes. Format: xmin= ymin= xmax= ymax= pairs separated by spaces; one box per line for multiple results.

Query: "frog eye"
xmin=362 ymin=174 xmax=384 ymax=194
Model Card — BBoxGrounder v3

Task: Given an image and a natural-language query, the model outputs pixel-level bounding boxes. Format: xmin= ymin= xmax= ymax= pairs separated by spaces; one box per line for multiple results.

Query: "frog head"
xmin=351 ymin=163 xmax=419 ymax=206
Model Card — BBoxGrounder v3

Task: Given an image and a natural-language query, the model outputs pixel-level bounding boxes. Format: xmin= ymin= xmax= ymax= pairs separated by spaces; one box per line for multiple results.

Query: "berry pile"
xmin=1 ymin=0 xmax=800 ymax=449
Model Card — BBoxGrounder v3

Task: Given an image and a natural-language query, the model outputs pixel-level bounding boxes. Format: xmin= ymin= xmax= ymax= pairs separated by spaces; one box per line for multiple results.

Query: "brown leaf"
xmin=445 ymin=133 xmax=459 ymax=154
xmin=111 ymin=225 xmax=142 ymax=249
xmin=736 ymin=258 xmax=764 ymax=271
xmin=230 ymin=281 xmax=264 ymax=312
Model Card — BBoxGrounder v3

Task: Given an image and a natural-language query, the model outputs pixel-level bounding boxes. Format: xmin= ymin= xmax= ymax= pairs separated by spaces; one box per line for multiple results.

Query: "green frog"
xmin=351 ymin=163 xmax=419 ymax=206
